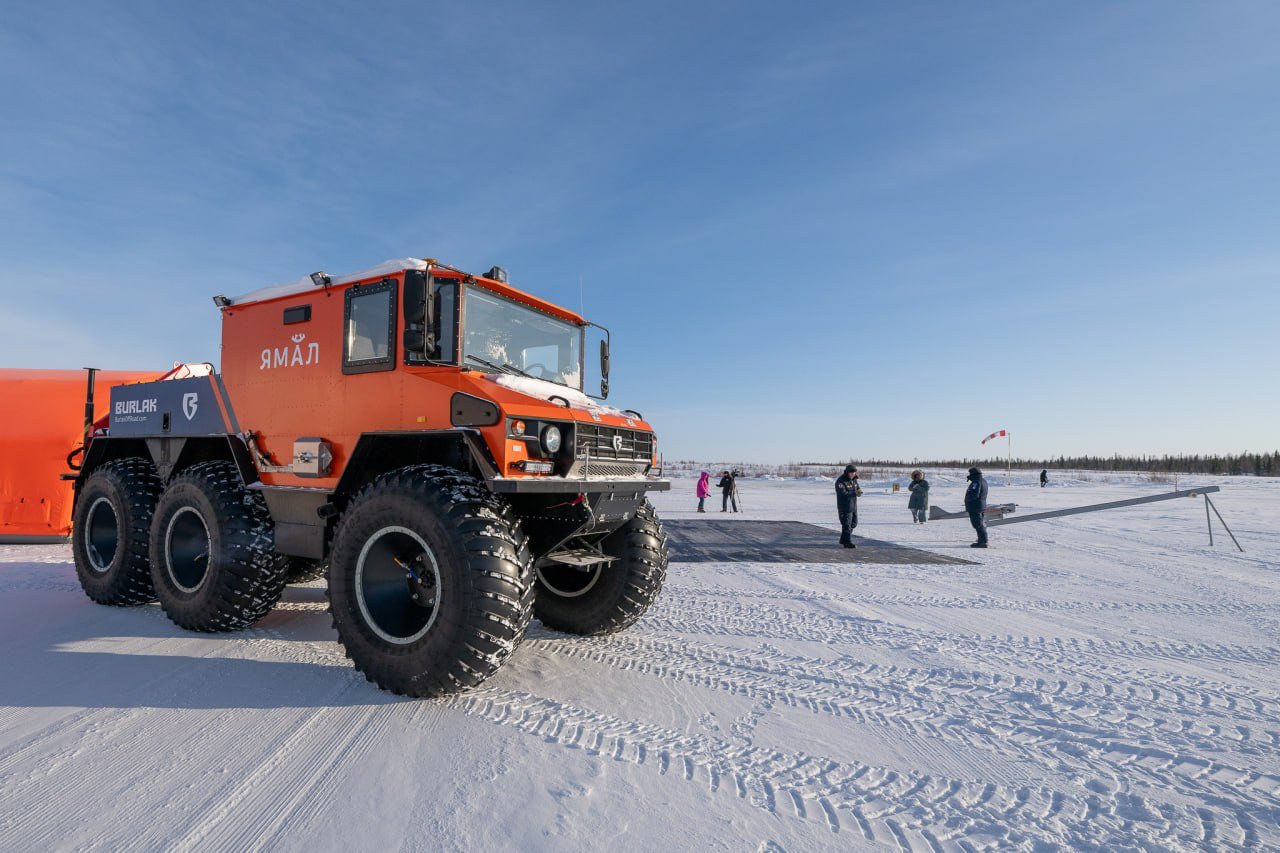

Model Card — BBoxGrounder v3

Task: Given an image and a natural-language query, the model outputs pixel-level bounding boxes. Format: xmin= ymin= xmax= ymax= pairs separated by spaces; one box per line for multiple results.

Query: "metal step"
xmin=538 ymin=549 xmax=618 ymax=568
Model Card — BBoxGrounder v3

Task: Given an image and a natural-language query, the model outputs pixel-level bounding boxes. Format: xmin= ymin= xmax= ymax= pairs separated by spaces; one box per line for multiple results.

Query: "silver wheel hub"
xmin=84 ymin=496 xmax=119 ymax=574
xmin=355 ymin=526 xmax=442 ymax=645
xmin=165 ymin=506 xmax=212 ymax=593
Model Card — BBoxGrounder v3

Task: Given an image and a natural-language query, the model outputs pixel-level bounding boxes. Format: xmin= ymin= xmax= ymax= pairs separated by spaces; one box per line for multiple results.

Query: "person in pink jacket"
xmin=696 ymin=471 xmax=711 ymax=512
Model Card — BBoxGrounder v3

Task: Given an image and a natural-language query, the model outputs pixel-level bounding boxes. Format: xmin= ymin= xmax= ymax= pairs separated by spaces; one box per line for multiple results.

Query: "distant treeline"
xmin=793 ymin=453 xmax=1280 ymax=477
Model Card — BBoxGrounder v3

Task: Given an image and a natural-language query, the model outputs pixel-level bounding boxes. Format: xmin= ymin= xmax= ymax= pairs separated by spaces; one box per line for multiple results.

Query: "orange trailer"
xmin=0 ymin=369 xmax=157 ymax=542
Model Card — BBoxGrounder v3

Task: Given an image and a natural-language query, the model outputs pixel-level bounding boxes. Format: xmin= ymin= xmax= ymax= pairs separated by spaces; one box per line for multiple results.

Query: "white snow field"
xmin=1 ymin=471 xmax=1277 ymax=851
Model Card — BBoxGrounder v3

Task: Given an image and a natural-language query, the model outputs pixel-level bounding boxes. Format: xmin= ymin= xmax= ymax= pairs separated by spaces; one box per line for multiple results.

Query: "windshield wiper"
xmin=464 ymin=354 xmax=536 ymax=380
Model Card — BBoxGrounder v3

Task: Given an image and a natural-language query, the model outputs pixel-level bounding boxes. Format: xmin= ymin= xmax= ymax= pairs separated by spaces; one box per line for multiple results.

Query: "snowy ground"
xmin=1 ymin=471 xmax=1277 ymax=850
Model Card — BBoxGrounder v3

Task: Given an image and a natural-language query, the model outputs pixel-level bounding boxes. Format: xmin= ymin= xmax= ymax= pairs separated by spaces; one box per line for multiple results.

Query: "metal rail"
xmin=928 ymin=486 xmax=1242 ymax=552
xmin=986 ymin=486 xmax=1220 ymax=526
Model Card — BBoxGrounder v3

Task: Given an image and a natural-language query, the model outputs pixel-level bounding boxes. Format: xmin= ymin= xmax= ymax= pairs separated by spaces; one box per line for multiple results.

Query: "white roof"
xmin=226 ymin=258 xmax=428 ymax=306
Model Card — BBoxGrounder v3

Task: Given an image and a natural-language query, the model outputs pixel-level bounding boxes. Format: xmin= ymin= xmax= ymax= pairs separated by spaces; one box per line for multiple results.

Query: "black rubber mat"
xmin=662 ymin=519 xmax=975 ymax=565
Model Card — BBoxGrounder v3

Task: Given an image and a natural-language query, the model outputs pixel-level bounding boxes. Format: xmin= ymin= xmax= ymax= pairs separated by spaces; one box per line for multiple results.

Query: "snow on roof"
xmin=226 ymin=259 xmax=428 ymax=306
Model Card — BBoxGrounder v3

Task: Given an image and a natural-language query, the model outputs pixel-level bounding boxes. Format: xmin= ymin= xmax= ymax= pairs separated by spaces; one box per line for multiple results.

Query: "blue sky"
xmin=3 ymin=1 xmax=1278 ymax=463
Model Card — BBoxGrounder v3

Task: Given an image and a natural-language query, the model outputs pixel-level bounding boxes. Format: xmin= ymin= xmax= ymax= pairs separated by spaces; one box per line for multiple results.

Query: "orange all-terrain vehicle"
xmin=69 ymin=258 xmax=670 ymax=696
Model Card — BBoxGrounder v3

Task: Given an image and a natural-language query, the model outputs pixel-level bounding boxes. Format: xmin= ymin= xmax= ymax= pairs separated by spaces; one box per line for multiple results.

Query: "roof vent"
xmin=484 ymin=265 xmax=508 ymax=283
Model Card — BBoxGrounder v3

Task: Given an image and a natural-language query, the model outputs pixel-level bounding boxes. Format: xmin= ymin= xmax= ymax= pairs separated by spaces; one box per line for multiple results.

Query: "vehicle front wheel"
xmin=327 ymin=465 xmax=534 ymax=697
xmin=534 ymin=501 xmax=668 ymax=635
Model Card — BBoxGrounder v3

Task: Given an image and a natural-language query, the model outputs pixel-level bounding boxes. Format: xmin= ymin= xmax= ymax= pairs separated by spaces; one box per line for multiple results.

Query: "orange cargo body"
xmin=0 ymin=369 xmax=157 ymax=542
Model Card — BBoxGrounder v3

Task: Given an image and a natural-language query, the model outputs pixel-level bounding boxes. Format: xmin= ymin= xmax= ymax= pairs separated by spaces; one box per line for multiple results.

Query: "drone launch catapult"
xmin=929 ymin=486 xmax=1242 ymax=552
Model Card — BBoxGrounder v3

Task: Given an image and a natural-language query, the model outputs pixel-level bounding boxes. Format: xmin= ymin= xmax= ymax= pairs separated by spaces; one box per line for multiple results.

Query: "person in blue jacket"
xmin=965 ymin=467 xmax=989 ymax=548
xmin=835 ymin=464 xmax=862 ymax=548
xmin=907 ymin=469 xmax=930 ymax=523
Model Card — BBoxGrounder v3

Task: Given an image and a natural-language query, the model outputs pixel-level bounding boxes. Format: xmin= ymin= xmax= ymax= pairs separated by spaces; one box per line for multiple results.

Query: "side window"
xmin=343 ymin=279 xmax=396 ymax=374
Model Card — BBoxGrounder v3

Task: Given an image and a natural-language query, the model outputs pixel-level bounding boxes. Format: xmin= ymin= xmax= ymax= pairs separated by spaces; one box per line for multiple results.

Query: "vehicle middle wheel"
xmin=149 ymin=460 xmax=289 ymax=632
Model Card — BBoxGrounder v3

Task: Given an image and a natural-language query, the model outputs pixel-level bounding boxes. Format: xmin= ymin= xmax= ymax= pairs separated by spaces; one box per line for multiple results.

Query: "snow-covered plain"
xmin=1 ymin=471 xmax=1277 ymax=850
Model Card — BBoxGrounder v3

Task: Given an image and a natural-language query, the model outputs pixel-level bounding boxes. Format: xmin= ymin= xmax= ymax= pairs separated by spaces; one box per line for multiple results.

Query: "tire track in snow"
xmin=526 ymin=634 xmax=1280 ymax=816
xmin=664 ymin=582 xmax=1280 ymax=620
xmin=169 ymin=691 xmax=410 ymax=852
xmin=0 ymin=613 xmax=364 ymax=850
xmin=643 ymin=595 xmax=1280 ymax=669
xmin=0 ymin=631 xmax=255 ymax=808
xmin=450 ymin=687 xmax=1261 ymax=848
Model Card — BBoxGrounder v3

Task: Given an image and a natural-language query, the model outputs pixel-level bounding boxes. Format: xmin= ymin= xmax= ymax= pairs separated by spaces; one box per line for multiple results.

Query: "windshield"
xmin=461 ymin=285 xmax=583 ymax=390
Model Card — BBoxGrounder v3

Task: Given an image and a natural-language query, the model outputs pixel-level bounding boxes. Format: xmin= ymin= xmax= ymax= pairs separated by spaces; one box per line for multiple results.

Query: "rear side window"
xmin=343 ymin=279 xmax=397 ymax=374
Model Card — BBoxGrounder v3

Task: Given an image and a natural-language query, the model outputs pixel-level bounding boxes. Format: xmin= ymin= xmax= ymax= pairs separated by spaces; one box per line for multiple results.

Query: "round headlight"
xmin=541 ymin=424 xmax=562 ymax=455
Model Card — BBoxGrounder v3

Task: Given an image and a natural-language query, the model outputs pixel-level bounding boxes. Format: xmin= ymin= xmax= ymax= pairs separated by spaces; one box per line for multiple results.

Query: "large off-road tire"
xmin=71 ymin=457 xmax=162 ymax=606
xmin=148 ymin=460 xmax=288 ymax=632
xmin=534 ymin=501 xmax=668 ymax=636
xmin=327 ymin=464 xmax=534 ymax=698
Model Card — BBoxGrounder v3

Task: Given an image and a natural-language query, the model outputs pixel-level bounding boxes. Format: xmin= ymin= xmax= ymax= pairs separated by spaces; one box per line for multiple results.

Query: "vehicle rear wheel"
xmin=149 ymin=460 xmax=288 ymax=631
xmin=71 ymin=457 xmax=162 ymax=605
xmin=328 ymin=464 xmax=534 ymax=697
xmin=534 ymin=501 xmax=668 ymax=635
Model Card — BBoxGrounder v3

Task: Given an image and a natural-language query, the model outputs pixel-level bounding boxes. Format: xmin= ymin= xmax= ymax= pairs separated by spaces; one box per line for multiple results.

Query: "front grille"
xmin=573 ymin=424 xmax=654 ymax=464
xmin=565 ymin=459 xmax=650 ymax=478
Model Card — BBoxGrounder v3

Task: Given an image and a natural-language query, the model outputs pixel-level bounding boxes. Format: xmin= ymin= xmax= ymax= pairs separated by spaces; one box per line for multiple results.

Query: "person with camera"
xmin=718 ymin=470 xmax=739 ymax=512
xmin=835 ymin=464 xmax=862 ymax=548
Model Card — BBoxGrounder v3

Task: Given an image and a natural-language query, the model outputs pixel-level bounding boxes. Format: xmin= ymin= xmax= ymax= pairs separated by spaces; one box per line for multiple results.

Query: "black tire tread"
xmin=72 ymin=457 xmax=162 ymax=606
xmin=534 ymin=500 xmax=668 ymax=636
xmin=328 ymin=464 xmax=534 ymax=698
xmin=151 ymin=460 xmax=289 ymax=632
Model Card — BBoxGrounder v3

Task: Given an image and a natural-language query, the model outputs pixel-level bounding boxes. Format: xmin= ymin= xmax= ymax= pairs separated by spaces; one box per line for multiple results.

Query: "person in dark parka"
xmin=718 ymin=470 xmax=739 ymax=512
xmin=1040 ymin=469 xmax=1048 ymax=488
xmin=835 ymin=464 xmax=862 ymax=548
xmin=965 ymin=467 xmax=989 ymax=548
xmin=907 ymin=469 xmax=929 ymax=523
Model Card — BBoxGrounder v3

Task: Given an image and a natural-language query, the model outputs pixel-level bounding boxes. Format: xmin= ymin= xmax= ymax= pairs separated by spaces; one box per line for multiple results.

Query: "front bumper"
xmin=490 ymin=477 xmax=671 ymax=494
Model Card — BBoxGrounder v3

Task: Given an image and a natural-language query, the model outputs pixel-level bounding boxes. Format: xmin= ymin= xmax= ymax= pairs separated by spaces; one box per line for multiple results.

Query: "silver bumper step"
xmin=537 ymin=549 xmax=618 ymax=568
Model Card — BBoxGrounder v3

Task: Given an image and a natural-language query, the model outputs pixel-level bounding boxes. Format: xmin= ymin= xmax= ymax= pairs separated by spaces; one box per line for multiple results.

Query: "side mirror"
xmin=599 ymin=339 xmax=610 ymax=399
xmin=403 ymin=270 xmax=429 ymax=324
xmin=402 ymin=270 xmax=435 ymax=357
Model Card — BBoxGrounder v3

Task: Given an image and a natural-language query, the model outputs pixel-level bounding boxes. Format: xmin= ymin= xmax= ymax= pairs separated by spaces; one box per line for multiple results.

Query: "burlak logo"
xmin=182 ymin=392 xmax=199 ymax=421
xmin=612 ymin=434 xmax=624 ymax=452
xmin=114 ymin=398 xmax=157 ymax=415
